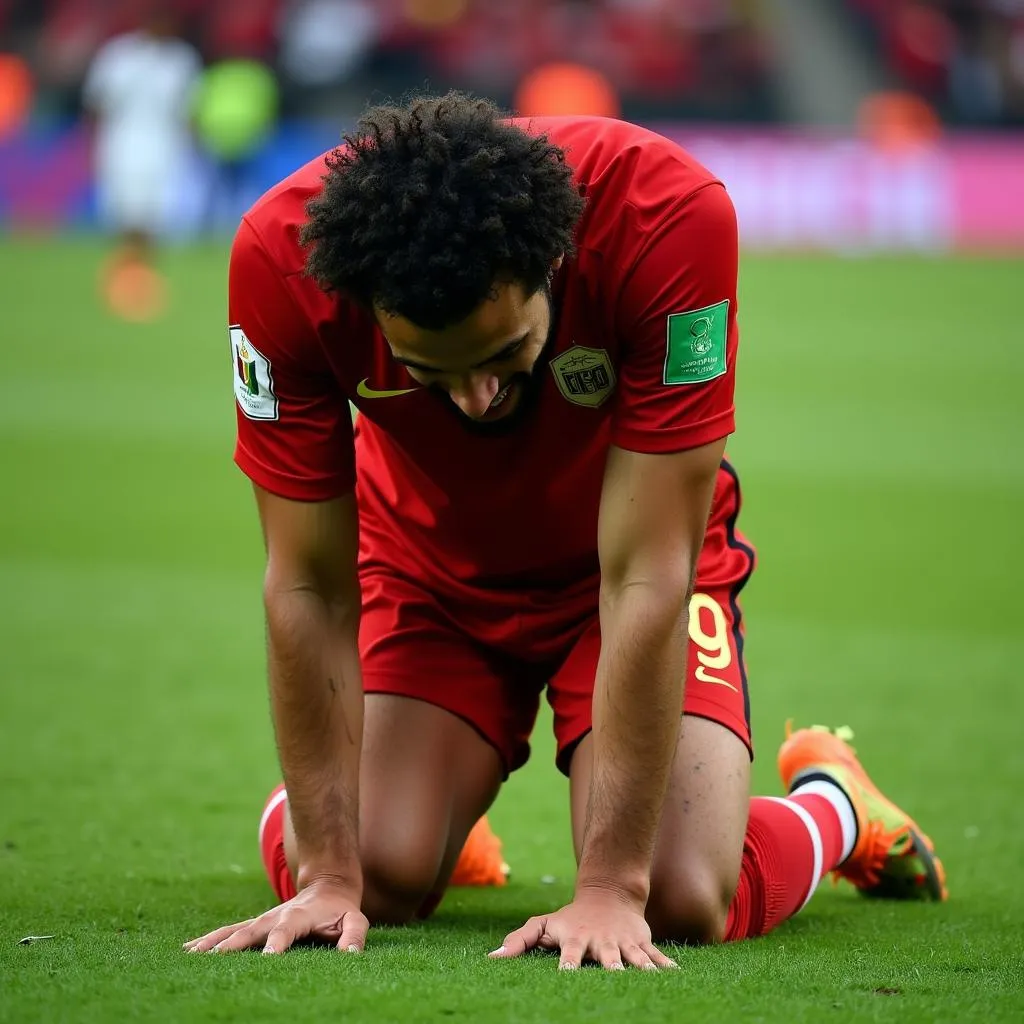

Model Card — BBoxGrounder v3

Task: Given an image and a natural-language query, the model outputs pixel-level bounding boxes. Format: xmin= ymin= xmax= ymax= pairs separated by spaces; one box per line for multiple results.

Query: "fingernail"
xmin=559 ymin=962 xmax=579 ymax=971
xmin=610 ymin=962 xmax=625 ymax=971
xmin=262 ymin=946 xmax=276 ymax=956
xmin=667 ymin=959 xmax=679 ymax=969
xmin=488 ymin=946 xmax=505 ymax=956
xmin=346 ymin=945 xmax=361 ymax=954
xmin=643 ymin=962 xmax=659 ymax=971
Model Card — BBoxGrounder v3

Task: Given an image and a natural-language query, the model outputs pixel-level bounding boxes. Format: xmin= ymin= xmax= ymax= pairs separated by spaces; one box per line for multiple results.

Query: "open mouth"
xmin=437 ymin=371 xmax=537 ymax=434
xmin=481 ymin=380 xmax=517 ymax=419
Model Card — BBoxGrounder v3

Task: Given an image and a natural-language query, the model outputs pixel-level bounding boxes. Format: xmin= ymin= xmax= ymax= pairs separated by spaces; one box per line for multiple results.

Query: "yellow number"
xmin=688 ymin=593 xmax=732 ymax=670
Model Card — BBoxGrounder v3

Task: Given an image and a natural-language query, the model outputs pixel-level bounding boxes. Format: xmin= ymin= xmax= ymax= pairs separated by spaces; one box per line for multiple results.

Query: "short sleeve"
xmin=610 ymin=182 xmax=739 ymax=454
xmin=229 ymin=218 xmax=355 ymax=500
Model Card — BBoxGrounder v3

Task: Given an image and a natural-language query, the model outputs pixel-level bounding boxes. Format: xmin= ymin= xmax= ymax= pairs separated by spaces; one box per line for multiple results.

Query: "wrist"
xmin=575 ymin=867 xmax=650 ymax=910
xmin=296 ymin=860 xmax=363 ymax=897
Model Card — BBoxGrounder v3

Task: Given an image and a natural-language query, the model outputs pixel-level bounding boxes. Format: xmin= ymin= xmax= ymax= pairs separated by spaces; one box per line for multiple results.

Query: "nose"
xmin=449 ymin=373 xmax=500 ymax=418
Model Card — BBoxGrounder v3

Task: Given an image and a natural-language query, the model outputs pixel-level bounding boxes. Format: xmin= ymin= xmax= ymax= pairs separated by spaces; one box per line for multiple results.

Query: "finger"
xmin=335 ymin=910 xmax=370 ymax=954
xmin=184 ymin=921 xmax=254 ymax=952
xmin=596 ymin=941 xmax=626 ymax=972
xmin=184 ymin=920 xmax=255 ymax=953
xmin=558 ymin=940 xmax=584 ymax=971
xmin=643 ymin=943 xmax=679 ymax=969
xmin=621 ymin=943 xmax=657 ymax=971
xmin=262 ymin=921 xmax=298 ymax=956
xmin=489 ymin=917 xmax=547 ymax=959
xmin=213 ymin=917 xmax=274 ymax=953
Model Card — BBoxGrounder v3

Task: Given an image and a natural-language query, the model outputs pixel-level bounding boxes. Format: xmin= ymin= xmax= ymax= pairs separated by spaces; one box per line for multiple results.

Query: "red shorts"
xmin=359 ymin=461 xmax=755 ymax=776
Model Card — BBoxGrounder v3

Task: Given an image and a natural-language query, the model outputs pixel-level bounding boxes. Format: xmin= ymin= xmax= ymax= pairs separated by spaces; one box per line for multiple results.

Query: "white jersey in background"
xmin=84 ymin=31 xmax=202 ymax=235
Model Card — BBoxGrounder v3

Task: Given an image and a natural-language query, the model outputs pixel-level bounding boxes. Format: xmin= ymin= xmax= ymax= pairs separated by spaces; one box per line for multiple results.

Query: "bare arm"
xmin=186 ymin=485 xmax=368 ymax=954
xmin=185 ymin=212 xmax=370 ymax=955
xmin=576 ymin=437 xmax=726 ymax=902
xmin=254 ymin=484 xmax=364 ymax=893
xmin=493 ymin=165 xmax=739 ymax=973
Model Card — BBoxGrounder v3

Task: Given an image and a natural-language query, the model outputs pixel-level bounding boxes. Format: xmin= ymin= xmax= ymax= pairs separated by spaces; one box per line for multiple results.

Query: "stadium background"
xmin=2 ymin=2 xmax=1022 ymax=1022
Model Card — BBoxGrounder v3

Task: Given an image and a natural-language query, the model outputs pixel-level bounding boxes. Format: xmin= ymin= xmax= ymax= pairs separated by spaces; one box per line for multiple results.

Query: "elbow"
xmin=599 ymin=562 xmax=695 ymax=625
xmin=262 ymin=562 xmax=361 ymax=623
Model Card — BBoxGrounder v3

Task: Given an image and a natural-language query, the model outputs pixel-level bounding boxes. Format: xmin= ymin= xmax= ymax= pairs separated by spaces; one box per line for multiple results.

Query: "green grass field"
xmin=2 ymin=238 xmax=1022 ymax=1022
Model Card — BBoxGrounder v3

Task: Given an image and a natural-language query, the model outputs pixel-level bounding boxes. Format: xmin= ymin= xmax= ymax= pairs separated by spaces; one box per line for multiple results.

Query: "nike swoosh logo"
xmin=694 ymin=666 xmax=738 ymax=692
xmin=356 ymin=378 xmax=417 ymax=399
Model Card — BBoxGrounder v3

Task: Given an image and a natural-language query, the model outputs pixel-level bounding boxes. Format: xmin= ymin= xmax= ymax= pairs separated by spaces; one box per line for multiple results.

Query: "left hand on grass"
xmin=488 ymin=888 xmax=678 ymax=971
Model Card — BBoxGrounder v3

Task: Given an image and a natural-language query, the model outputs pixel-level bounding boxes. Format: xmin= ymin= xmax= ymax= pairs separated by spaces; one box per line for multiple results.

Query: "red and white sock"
xmin=258 ymin=784 xmax=296 ymax=903
xmin=789 ymin=777 xmax=857 ymax=864
xmin=724 ymin=783 xmax=856 ymax=941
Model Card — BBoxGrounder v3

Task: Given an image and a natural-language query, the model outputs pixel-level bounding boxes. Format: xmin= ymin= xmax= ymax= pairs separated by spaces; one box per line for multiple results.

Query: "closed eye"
xmin=484 ymin=341 xmax=523 ymax=365
xmin=394 ymin=335 xmax=528 ymax=375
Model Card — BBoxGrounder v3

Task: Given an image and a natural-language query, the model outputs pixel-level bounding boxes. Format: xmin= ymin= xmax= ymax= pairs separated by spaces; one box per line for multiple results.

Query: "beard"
xmin=429 ymin=286 xmax=558 ymax=437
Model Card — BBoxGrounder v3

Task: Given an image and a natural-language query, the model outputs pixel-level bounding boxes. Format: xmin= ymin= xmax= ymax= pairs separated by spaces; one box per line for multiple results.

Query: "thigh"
xmin=355 ymin=571 xmax=540 ymax=918
xmin=549 ymin=461 xmax=755 ymax=775
xmin=283 ymin=693 xmax=505 ymax=923
xmin=567 ymin=716 xmax=749 ymax=942
xmin=561 ymin=593 xmax=753 ymax=934
xmin=646 ymin=716 xmax=750 ymax=940
xmin=558 ymin=587 xmax=753 ymax=938
xmin=548 ymin=583 xmax=753 ymax=781
xmin=360 ymin=570 xmax=542 ymax=775
xmin=556 ymin=461 xmax=756 ymax=938
xmin=361 ymin=693 xmax=505 ymax=913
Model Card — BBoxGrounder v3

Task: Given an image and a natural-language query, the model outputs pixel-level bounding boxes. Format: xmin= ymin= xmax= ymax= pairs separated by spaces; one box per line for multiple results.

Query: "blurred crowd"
xmin=1 ymin=0 xmax=1019 ymax=286
xmin=1 ymin=0 xmax=1022 ymax=138
xmin=1 ymin=0 xmax=778 ymax=124
xmin=844 ymin=0 xmax=1024 ymax=124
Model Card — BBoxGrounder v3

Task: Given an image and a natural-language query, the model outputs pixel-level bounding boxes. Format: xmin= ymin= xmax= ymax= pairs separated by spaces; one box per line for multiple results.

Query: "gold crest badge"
xmin=549 ymin=346 xmax=617 ymax=408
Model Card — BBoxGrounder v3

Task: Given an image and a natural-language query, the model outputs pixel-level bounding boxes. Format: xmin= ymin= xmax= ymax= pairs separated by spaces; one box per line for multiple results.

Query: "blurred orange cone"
xmin=515 ymin=62 xmax=621 ymax=118
xmin=102 ymin=255 xmax=168 ymax=322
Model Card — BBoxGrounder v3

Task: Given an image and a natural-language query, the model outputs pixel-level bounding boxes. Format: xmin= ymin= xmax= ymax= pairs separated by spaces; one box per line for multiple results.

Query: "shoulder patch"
xmin=663 ymin=300 xmax=729 ymax=386
xmin=230 ymin=325 xmax=278 ymax=420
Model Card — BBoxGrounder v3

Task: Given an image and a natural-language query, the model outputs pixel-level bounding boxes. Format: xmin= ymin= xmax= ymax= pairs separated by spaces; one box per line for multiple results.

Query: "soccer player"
xmin=186 ymin=94 xmax=946 ymax=968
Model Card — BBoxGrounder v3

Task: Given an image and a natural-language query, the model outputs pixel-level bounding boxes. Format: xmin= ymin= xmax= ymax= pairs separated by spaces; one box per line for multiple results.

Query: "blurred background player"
xmin=82 ymin=2 xmax=201 ymax=321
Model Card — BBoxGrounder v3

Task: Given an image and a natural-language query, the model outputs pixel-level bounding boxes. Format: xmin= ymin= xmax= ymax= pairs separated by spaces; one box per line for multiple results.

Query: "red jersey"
xmin=230 ymin=116 xmax=740 ymax=643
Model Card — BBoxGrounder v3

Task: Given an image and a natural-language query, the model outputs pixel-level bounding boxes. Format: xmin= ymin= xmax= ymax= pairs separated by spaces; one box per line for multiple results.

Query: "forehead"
xmin=377 ymin=282 xmax=536 ymax=362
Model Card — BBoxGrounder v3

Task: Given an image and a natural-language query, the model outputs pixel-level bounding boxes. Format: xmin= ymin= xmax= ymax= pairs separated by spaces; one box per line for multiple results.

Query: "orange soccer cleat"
xmin=449 ymin=816 xmax=510 ymax=888
xmin=778 ymin=723 xmax=948 ymax=901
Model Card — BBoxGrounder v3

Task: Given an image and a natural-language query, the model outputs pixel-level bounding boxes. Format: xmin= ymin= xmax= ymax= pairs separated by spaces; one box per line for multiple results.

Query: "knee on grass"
xmin=646 ymin=863 xmax=734 ymax=945
xmin=283 ymin=802 xmax=444 ymax=924
xmin=361 ymin=842 xmax=445 ymax=926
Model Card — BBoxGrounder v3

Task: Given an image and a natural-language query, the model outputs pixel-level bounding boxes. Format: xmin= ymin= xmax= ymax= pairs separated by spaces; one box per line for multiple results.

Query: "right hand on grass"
xmin=183 ymin=879 xmax=369 ymax=955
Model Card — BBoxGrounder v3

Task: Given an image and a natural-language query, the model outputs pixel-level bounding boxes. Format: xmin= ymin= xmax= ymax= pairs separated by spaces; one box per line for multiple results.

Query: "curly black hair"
xmin=300 ymin=92 xmax=585 ymax=330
